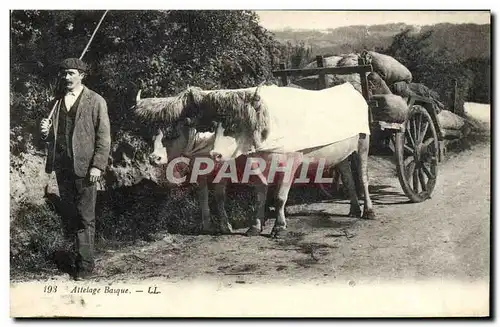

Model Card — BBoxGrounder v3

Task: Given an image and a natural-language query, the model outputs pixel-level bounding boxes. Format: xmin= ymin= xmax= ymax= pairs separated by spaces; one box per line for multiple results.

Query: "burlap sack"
xmin=299 ymin=53 xmax=362 ymax=93
xmin=337 ymin=53 xmax=359 ymax=67
xmin=391 ymin=81 xmax=411 ymax=98
xmin=294 ymin=75 xmax=343 ymax=90
xmin=391 ymin=82 xmax=445 ymax=113
xmin=437 ymin=110 xmax=465 ymax=130
xmin=368 ymin=72 xmax=392 ymax=95
xmin=368 ymin=51 xmax=412 ymax=85
xmin=371 ymin=94 xmax=409 ymax=123
xmin=409 ymin=83 xmax=441 ymax=100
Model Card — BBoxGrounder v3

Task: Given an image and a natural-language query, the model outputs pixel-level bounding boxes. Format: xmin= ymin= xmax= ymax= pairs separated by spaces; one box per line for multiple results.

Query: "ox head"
xmin=148 ymin=117 xmax=196 ymax=166
xmin=209 ymin=122 xmax=251 ymax=162
xmin=135 ymin=87 xmax=254 ymax=168
xmin=133 ymin=89 xmax=198 ymax=166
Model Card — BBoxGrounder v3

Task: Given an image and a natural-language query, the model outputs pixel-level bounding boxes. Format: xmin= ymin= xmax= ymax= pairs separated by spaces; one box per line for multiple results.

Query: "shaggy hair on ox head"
xmin=134 ymin=85 xmax=271 ymax=149
xmin=133 ymin=86 xmax=205 ymax=125
xmin=199 ymin=87 xmax=270 ymax=146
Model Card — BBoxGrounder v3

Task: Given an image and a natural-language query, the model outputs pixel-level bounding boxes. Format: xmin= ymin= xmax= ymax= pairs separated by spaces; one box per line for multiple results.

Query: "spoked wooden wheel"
xmin=395 ymin=105 xmax=439 ymax=203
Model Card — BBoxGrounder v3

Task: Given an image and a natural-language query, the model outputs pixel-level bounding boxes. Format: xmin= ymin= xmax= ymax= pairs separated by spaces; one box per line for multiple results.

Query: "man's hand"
xmin=40 ymin=118 xmax=51 ymax=138
xmin=89 ymin=167 xmax=101 ymax=183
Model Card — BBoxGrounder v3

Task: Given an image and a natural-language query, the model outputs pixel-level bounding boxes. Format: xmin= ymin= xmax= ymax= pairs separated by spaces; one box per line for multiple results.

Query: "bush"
xmin=381 ymin=29 xmax=490 ymax=113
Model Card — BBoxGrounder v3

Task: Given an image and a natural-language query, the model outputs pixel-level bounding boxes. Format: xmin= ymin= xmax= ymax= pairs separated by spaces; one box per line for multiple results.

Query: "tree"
xmin=383 ymin=28 xmax=435 ymax=73
xmin=276 ymin=41 xmax=313 ymax=69
xmin=10 ymin=10 xmax=283 ymax=151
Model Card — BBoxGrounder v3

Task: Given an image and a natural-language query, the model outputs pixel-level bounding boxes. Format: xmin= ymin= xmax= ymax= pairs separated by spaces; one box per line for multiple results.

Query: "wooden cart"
xmin=272 ymin=54 xmax=444 ymax=203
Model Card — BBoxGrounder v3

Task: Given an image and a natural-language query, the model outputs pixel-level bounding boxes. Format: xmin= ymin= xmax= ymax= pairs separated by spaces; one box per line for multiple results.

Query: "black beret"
xmin=59 ymin=58 xmax=88 ymax=72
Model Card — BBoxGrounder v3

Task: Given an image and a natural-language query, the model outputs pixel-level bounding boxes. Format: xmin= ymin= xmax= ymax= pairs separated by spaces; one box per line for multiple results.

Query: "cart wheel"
xmin=395 ymin=105 xmax=439 ymax=203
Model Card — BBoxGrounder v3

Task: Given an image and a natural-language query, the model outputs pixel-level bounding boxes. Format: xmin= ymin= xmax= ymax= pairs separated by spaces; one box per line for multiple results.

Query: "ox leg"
xmin=350 ymin=154 xmax=364 ymax=199
xmin=357 ymin=134 xmax=375 ymax=219
xmin=337 ymin=158 xmax=362 ymax=218
xmin=214 ymin=181 xmax=233 ymax=234
xmin=246 ymin=184 xmax=268 ymax=236
xmin=197 ymin=177 xmax=214 ymax=234
xmin=264 ymin=186 xmax=276 ymax=226
xmin=270 ymin=184 xmax=292 ymax=238
xmin=270 ymin=153 xmax=301 ymax=238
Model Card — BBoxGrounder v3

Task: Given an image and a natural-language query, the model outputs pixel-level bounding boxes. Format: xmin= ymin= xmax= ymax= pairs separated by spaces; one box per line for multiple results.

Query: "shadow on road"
xmin=368 ymin=184 xmax=412 ymax=205
xmin=304 ymin=216 xmax=359 ymax=229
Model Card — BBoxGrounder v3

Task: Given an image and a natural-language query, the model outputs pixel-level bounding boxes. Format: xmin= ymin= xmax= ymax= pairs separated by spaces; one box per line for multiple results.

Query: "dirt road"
xmin=89 ymin=137 xmax=490 ymax=285
xmin=10 ymin=107 xmax=491 ymax=317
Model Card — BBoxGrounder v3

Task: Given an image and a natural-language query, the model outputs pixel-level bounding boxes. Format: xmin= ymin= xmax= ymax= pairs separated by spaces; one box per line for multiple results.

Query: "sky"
xmin=256 ymin=11 xmax=491 ymax=31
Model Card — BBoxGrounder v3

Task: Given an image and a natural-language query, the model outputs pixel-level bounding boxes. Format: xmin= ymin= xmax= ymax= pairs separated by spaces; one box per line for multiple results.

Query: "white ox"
xmin=139 ymin=83 xmax=375 ymax=237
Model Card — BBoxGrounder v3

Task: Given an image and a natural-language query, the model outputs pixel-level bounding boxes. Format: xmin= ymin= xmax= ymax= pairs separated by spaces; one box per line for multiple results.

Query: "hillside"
xmin=271 ymin=23 xmax=490 ymax=62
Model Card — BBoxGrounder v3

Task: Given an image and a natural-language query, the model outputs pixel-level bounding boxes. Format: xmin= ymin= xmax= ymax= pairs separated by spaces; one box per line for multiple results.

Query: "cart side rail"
xmin=273 ymin=55 xmax=374 ymax=122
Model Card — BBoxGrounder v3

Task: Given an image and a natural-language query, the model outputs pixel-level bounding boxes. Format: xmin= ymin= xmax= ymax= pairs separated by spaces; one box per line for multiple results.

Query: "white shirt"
xmin=64 ymin=85 xmax=84 ymax=111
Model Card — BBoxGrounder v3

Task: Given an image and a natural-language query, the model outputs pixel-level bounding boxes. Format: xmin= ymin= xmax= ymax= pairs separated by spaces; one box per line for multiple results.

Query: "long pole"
xmin=79 ymin=10 xmax=109 ymax=60
xmin=45 ymin=10 xmax=109 ymax=123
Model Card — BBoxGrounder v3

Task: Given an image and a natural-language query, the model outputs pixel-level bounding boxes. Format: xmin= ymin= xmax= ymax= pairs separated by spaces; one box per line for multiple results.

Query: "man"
xmin=40 ymin=58 xmax=111 ymax=280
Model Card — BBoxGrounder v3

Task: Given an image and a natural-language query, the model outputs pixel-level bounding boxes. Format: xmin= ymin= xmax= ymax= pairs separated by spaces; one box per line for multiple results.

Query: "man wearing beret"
xmin=40 ymin=58 xmax=111 ymax=280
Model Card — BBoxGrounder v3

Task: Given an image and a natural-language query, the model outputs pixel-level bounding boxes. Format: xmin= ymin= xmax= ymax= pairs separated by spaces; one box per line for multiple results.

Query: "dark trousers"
xmin=55 ymin=156 xmax=97 ymax=272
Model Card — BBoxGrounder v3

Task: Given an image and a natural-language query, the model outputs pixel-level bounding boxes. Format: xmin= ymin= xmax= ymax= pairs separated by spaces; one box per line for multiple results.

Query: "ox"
xmin=148 ymin=119 xmax=239 ymax=234
xmin=135 ymin=83 xmax=375 ymax=237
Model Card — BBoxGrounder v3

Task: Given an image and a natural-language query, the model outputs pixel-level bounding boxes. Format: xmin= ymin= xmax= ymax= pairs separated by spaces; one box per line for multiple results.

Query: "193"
xmin=43 ymin=285 xmax=58 ymax=293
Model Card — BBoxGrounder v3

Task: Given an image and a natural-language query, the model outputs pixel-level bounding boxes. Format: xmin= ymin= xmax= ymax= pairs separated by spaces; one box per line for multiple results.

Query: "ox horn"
xmin=253 ymin=82 xmax=265 ymax=103
xmin=253 ymin=84 xmax=260 ymax=98
xmin=211 ymin=120 xmax=218 ymax=130
xmin=136 ymin=90 xmax=142 ymax=104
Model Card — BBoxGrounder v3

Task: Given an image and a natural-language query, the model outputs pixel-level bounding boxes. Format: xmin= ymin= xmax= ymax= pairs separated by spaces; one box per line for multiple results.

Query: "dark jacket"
xmin=43 ymin=86 xmax=111 ymax=177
